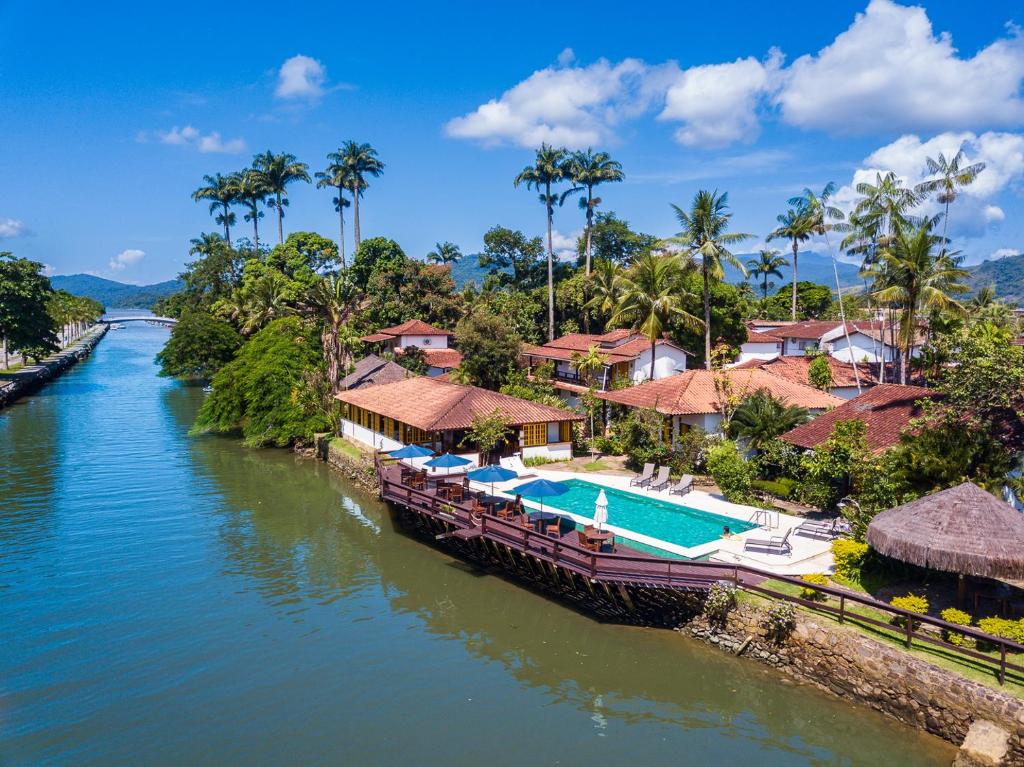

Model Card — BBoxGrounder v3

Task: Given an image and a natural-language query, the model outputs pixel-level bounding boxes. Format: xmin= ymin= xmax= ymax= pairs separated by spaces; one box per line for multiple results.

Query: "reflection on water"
xmin=0 ymin=322 xmax=954 ymax=766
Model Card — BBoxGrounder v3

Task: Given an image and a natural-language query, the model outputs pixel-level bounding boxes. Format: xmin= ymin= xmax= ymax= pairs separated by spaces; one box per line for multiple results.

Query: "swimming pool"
xmin=519 ymin=479 xmax=756 ymax=550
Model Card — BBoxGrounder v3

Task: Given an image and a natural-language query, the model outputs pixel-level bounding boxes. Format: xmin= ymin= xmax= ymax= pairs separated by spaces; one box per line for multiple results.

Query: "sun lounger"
xmin=630 ymin=463 xmax=655 ymax=487
xmin=499 ymin=455 xmax=536 ymax=479
xmin=648 ymin=466 xmax=671 ymax=491
xmin=669 ymin=474 xmax=694 ymax=496
xmin=795 ymin=518 xmax=835 ymax=540
xmin=743 ymin=527 xmax=793 ymax=555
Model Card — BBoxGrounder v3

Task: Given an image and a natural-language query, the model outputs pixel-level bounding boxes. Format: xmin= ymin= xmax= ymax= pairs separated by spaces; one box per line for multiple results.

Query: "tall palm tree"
xmin=232 ymin=170 xmax=268 ymax=253
xmin=315 ymin=152 xmax=353 ymax=267
xmin=609 ymin=251 xmax=703 ymax=380
xmin=583 ymin=259 xmax=621 ymax=332
xmin=767 ymin=208 xmax=814 ymax=321
xmin=746 ymin=249 xmax=788 ymax=300
xmin=914 ymin=150 xmax=986 ymax=256
xmin=338 ymin=141 xmax=385 ymax=251
xmin=251 ymin=151 xmax=311 ymax=245
xmin=300 ymin=272 xmax=363 ymax=390
xmin=570 ymin=344 xmax=609 ymax=387
xmin=727 ymin=389 xmax=810 ymax=449
xmin=565 ymin=149 xmax=624 ymax=278
xmin=514 ymin=143 xmax=570 ymax=342
xmin=427 ymin=241 xmax=462 ymax=265
xmin=667 ymin=190 xmax=752 ymax=368
xmin=237 ymin=270 xmax=295 ymax=335
xmin=192 ymin=173 xmax=238 ymax=241
xmin=873 ymin=218 xmax=969 ymax=383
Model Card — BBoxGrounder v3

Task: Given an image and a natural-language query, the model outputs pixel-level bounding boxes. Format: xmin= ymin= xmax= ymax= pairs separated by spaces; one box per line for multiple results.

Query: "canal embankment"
xmin=0 ymin=323 xmax=108 ymax=410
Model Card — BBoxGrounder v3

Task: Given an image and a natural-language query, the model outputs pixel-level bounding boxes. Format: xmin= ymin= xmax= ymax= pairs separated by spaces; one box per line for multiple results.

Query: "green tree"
xmin=427 ymin=241 xmax=462 ymax=265
xmin=671 ymin=273 xmax=749 ymax=367
xmin=762 ymin=281 xmax=834 ymax=320
xmin=747 ymin=249 xmax=788 ymax=301
xmin=266 ymin=232 xmax=340 ymax=284
xmin=767 ymin=207 xmax=814 ymax=321
xmin=808 ymin=355 xmax=834 ymax=390
xmin=299 ymin=272 xmax=362 ymax=390
xmin=583 ymin=258 xmax=621 ymax=331
xmin=578 ymin=211 xmax=657 ymax=267
xmin=565 ymin=149 xmax=624 ymax=279
xmin=395 ymin=345 xmax=428 ymax=375
xmin=800 ymin=420 xmax=872 ymax=511
xmin=227 ymin=267 xmax=297 ymax=335
xmin=668 ymin=190 xmax=753 ymax=367
xmin=0 ymin=253 xmax=57 ymax=367
xmin=338 ymin=141 xmax=385 ymax=250
xmin=478 ymin=226 xmax=544 ymax=288
xmin=350 ymin=237 xmax=408 ymax=290
xmin=461 ymin=408 xmax=512 ymax=462
xmin=474 ymin=288 xmax=543 ymax=344
xmin=251 ymin=150 xmax=311 ymax=245
xmin=610 ymin=251 xmax=703 ymax=379
xmin=192 ymin=173 xmax=238 ymax=241
xmin=514 ymin=143 xmax=570 ymax=341
xmin=706 ymin=440 xmax=756 ymax=504
xmin=155 ymin=310 xmax=242 ymax=380
xmin=454 ymin=309 xmax=522 ymax=391
xmin=315 ymin=150 xmax=354 ymax=267
xmin=364 ymin=257 xmax=462 ymax=330
xmin=727 ymin=389 xmax=809 ymax=449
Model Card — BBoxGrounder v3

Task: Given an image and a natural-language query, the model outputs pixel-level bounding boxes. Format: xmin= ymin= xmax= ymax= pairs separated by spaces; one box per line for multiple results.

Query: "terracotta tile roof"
xmin=397 ymin=347 xmax=462 ymax=370
xmin=339 ymin=354 xmax=413 ymax=390
xmin=524 ymin=330 xmax=690 ymax=363
xmin=335 ymin=376 xmax=582 ymax=431
xmin=770 ymin=320 xmax=847 ymax=340
xmin=361 ymin=319 xmax=453 ymax=343
xmin=747 ymin=319 xmax=797 ymax=327
xmin=781 ymin=384 xmax=938 ymax=453
xmin=733 ymin=355 xmax=878 ymax=389
xmin=744 ymin=329 xmax=784 ymax=344
xmin=595 ymin=369 xmax=842 ymax=415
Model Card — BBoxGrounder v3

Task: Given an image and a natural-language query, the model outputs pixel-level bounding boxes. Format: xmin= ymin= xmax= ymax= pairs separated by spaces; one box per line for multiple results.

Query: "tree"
xmin=0 ymin=253 xmax=57 ymax=367
xmin=671 ymin=273 xmax=749 ymax=368
xmin=192 ymin=316 xmax=330 ymax=447
xmin=514 ymin=143 xmax=570 ymax=341
xmin=800 ymin=420 xmax=872 ymax=511
xmin=229 ymin=268 xmax=296 ymax=335
xmin=338 ymin=141 xmax=385 ymax=250
xmin=266 ymin=232 xmax=340 ymax=284
xmin=915 ymin=149 xmax=985 ymax=257
xmin=808 ymin=355 xmax=834 ymax=391
xmin=571 ymin=344 xmax=609 ymax=388
xmin=427 ymin=241 xmax=462 ymax=265
xmin=668 ymin=190 xmax=753 ymax=367
xmin=609 ymin=251 xmax=703 ymax=380
xmin=350 ymin=237 xmax=408 ymax=290
xmin=727 ymin=389 xmax=809 ymax=449
xmin=577 ymin=212 xmax=657 ymax=267
xmin=251 ymin=151 xmax=311 ymax=245
xmin=299 ymin=272 xmax=362 ymax=391
xmin=762 ymin=281 xmax=834 ymax=321
xmin=232 ymin=170 xmax=269 ymax=253
xmin=706 ymin=440 xmax=756 ymax=504
xmin=395 ymin=345 xmax=428 ymax=375
xmin=747 ymin=249 xmax=788 ymax=300
xmin=454 ymin=310 xmax=522 ymax=391
xmin=364 ymin=258 xmax=462 ymax=331
xmin=192 ymin=173 xmax=238 ymax=241
xmin=478 ymin=226 xmax=544 ymax=288
xmin=461 ymin=408 xmax=512 ymax=462
xmin=565 ymin=149 xmax=624 ymax=279
xmin=583 ymin=259 xmax=621 ymax=331
xmin=155 ymin=310 xmax=242 ymax=380
xmin=315 ymin=150 xmax=354 ymax=267
xmin=767 ymin=208 xmax=814 ymax=321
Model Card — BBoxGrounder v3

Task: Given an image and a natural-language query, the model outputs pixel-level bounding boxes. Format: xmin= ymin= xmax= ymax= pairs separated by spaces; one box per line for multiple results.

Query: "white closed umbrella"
xmin=594 ymin=489 xmax=609 ymax=532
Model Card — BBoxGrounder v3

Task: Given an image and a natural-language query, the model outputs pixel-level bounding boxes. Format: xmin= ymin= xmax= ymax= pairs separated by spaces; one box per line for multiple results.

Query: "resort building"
xmin=821 ymin=321 xmax=918 ymax=366
xmin=360 ymin=319 xmax=462 ymax=376
xmin=735 ymin=328 xmax=784 ymax=364
xmin=522 ymin=329 xmax=690 ymax=401
xmin=596 ymin=368 xmax=842 ymax=440
xmin=781 ymin=383 xmax=937 ymax=454
xmin=737 ymin=319 xmax=914 ymax=368
xmin=732 ymin=354 xmax=877 ymax=399
xmin=339 ymin=354 xmax=413 ymax=391
xmin=335 ymin=375 xmax=582 ymax=463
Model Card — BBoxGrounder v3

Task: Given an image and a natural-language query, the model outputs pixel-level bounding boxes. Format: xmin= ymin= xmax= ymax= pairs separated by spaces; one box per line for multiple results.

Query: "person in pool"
xmin=722 ymin=525 xmax=731 ymax=538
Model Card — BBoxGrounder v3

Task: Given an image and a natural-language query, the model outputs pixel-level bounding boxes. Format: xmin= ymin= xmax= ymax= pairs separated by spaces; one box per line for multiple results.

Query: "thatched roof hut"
xmin=867 ymin=482 xmax=1024 ymax=580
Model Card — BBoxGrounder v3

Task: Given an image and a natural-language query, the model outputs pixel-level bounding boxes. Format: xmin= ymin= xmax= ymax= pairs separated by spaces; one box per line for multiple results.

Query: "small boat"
xmin=202 ymin=385 xmax=214 ymax=394
xmin=110 ymin=323 xmax=125 ymax=330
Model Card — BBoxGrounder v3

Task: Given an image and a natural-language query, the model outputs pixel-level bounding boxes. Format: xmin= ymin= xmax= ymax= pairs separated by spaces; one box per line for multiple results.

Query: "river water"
xmin=0 ymin=321 xmax=955 ymax=765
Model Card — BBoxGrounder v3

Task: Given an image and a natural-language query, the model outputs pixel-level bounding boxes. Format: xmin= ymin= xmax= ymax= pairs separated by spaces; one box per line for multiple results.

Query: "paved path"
xmin=0 ymin=325 xmax=108 ymax=410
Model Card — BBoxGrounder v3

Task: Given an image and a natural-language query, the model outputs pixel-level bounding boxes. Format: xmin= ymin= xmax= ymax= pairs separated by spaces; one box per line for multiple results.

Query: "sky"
xmin=1 ymin=0 xmax=1022 ymax=284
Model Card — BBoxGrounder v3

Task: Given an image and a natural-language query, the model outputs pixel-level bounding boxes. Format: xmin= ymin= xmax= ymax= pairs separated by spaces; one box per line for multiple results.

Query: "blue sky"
xmin=1 ymin=0 xmax=1022 ymax=283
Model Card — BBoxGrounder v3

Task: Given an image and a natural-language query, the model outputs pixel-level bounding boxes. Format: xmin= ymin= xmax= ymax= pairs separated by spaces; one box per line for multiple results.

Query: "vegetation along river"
xmin=0 ymin=320 xmax=956 ymax=765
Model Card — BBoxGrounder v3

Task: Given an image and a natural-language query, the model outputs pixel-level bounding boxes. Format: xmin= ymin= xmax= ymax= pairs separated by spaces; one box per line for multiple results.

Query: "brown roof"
xmin=339 ymin=354 xmax=413 ymax=390
xmin=867 ymin=482 xmax=1024 ymax=580
xmin=395 ymin=347 xmax=462 ymax=370
xmin=524 ymin=330 xmax=689 ymax=364
xmin=781 ymin=383 xmax=936 ymax=453
xmin=744 ymin=329 xmax=784 ymax=344
xmin=361 ymin=319 xmax=453 ymax=343
xmin=771 ymin=320 xmax=847 ymax=340
xmin=733 ymin=355 xmax=878 ymax=389
xmin=334 ymin=376 xmax=582 ymax=431
xmin=595 ymin=369 xmax=841 ymax=415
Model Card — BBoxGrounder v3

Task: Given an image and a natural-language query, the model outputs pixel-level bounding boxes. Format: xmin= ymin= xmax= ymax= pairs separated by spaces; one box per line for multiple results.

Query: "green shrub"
xmin=831 ymin=539 xmax=869 ymax=581
xmin=703 ymin=583 xmax=737 ymax=629
xmin=763 ymin=600 xmax=797 ymax=642
xmin=977 ymin=617 xmax=1024 ymax=650
xmin=751 ymin=479 xmax=794 ymax=499
xmin=706 ymin=440 xmax=755 ymax=504
xmin=890 ymin=594 xmax=928 ymax=630
xmin=800 ymin=573 xmax=829 ymax=602
xmin=593 ymin=434 xmax=623 ymax=456
xmin=940 ymin=608 xmax=974 ymax=647
xmin=751 ymin=440 xmax=803 ymax=481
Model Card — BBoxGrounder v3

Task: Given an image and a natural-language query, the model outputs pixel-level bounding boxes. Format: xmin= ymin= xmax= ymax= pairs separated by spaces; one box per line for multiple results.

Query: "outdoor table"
xmin=528 ymin=511 xmax=559 ymax=531
xmin=584 ymin=529 xmax=614 ymax=550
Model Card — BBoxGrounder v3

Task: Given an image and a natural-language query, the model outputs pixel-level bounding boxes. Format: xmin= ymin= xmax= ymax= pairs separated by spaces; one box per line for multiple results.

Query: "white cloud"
xmin=991 ymin=248 xmax=1021 ymax=260
xmin=550 ymin=230 xmax=581 ymax=261
xmin=0 ymin=217 xmax=28 ymax=238
xmin=557 ymin=48 xmax=576 ymax=67
xmin=109 ymin=249 xmax=145 ymax=272
xmin=150 ymin=125 xmax=246 ymax=154
xmin=659 ymin=50 xmax=782 ymax=147
xmin=41 ymin=263 xmax=55 ymax=276
xmin=776 ymin=0 xmax=1024 ymax=134
xmin=275 ymin=54 xmax=327 ymax=100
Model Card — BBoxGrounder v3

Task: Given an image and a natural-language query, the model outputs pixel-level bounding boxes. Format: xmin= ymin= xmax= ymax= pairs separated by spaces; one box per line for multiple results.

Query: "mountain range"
xmin=50 ymin=274 xmax=184 ymax=309
xmin=964 ymin=253 xmax=1024 ymax=304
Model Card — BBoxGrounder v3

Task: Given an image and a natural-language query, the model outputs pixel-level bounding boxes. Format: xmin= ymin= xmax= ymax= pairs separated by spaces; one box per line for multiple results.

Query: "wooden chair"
xmin=449 ymin=485 xmax=464 ymax=503
xmin=410 ymin=472 xmax=426 ymax=491
xmin=576 ymin=530 xmax=597 ymax=551
xmin=544 ymin=518 xmax=562 ymax=538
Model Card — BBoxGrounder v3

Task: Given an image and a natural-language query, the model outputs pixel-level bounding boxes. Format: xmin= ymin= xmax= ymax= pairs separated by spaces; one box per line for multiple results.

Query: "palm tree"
xmin=583 ymin=259 xmax=621 ymax=332
xmin=427 ymin=241 xmax=462 ymax=265
xmin=746 ymin=249 xmax=788 ymax=300
xmin=338 ymin=141 xmax=385 ymax=251
xmin=873 ymin=218 xmax=969 ymax=383
xmin=232 ymin=170 xmax=268 ymax=253
xmin=767 ymin=208 xmax=814 ymax=321
xmin=667 ymin=190 xmax=752 ymax=368
xmin=849 ymin=171 xmax=920 ymax=261
xmin=915 ymin=150 xmax=986 ymax=256
xmin=727 ymin=389 xmax=809 ymax=449
xmin=300 ymin=272 xmax=363 ymax=390
xmin=570 ymin=344 xmax=609 ymax=388
xmin=237 ymin=270 xmax=295 ymax=335
xmin=251 ymin=151 xmax=311 ymax=245
xmin=565 ymin=149 xmax=624 ymax=278
xmin=609 ymin=251 xmax=703 ymax=381
xmin=315 ymin=152 xmax=354 ymax=267
xmin=192 ymin=173 xmax=238 ymax=242
xmin=515 ymin=143 xmax=570 ymax=342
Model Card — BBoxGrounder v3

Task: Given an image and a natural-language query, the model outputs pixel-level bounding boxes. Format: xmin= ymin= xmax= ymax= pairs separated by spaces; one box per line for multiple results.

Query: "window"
xmin=559 ymin=421 xmax=573 ymax=443
xmin=405 ymin=425 xmax=427 ymax=444
xmin=522 ymin=422 xmax=547 ymax=447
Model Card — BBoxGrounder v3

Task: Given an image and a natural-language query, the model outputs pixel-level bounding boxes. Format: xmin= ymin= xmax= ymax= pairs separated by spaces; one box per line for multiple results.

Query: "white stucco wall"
xmin=783 ymin=338 xmax=819 ymax=356
xmin=631 ymin=345 xmax=688 ymax=384
xmin=735 ymin=342 xmax=781 ymax=365
xmin=826 ymin=332 xmax=912 ymax=364
xmin=522 ymin=442 xmax=573 ymax=461
xmin=396 ymin=334 xmax=449 ymax=349
xmin=831 ymin=385 xmax=863 ymax=400
xmin=340 ymin=418 xmax=404 ymax=452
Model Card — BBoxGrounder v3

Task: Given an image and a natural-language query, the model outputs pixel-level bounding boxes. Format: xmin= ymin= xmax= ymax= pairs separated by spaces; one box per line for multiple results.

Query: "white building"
xmin=361 ymin=319 xmax=462 ymax=376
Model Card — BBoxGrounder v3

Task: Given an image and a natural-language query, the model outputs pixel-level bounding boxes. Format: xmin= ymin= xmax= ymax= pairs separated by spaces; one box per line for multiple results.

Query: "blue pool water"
xmin=521 ymin=479 xmax=757 ymax=551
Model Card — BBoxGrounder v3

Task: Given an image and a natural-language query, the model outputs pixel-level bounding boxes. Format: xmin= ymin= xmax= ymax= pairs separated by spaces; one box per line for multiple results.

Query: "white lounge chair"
xmin=630 ymin=463 xmax=655 ymax=487
xmin=648 ymin=466 xmax=671 ymax=491
xmin=669 ymin=474 xmax=694 ymax=496
xmin=743 ymin=527 xmax=793 ymax=555
xmin=499 ymin=455 xmax=536 ymax=479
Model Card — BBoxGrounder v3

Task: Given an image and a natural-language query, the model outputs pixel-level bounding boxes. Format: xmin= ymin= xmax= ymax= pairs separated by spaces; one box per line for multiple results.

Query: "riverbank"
xmin=0 ymin=323 xmax=107 ymax=410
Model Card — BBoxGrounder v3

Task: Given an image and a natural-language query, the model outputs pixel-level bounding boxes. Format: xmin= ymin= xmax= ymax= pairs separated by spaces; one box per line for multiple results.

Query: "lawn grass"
xmin=743 ymin=578 xmax=1024 ymax=698
xmin=581 ymin=459 xmax=612 ymax=472
xmin=329 ymin=436 xmax=366 ymax=461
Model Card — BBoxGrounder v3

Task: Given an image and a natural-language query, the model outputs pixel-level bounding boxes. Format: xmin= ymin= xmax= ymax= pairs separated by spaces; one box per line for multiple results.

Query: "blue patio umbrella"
xmin=512 ymin=478 xmax=569 ymax=515
xmin=388 ymin=443 xmax=434 ymax=460
xmin=467 ymin=464 xmax=518 ymax=497
xmin=424 ymin=452 xmax=473 ymax=471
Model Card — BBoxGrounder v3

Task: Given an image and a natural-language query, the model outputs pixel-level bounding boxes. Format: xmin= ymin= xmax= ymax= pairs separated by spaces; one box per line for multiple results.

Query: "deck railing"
xmin=375 ymin=454 xmax=1024 ymax=685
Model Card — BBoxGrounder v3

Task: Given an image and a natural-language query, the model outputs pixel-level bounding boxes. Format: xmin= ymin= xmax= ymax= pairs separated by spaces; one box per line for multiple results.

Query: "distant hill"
xmin=965 ymin=253 xmax=1024 ymax=305
xmin=50 ymin=274 xmax=184 ymax=309
xmin=447 ymin=255 xmax=494 ymax=287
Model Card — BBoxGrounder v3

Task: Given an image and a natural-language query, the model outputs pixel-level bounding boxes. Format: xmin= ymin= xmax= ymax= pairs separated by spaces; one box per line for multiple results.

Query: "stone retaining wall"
xmin=317 ymin=435 xmax=378 ymax=492
xmin=0 ymin=324 xmax=107 ymax=409
xmin=682 ymin=602 xmax=1024 ymax=762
